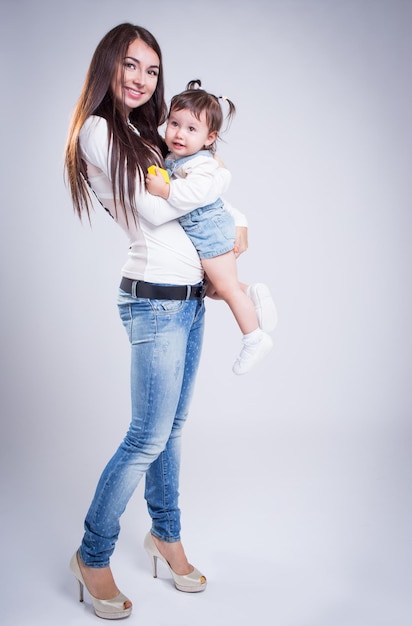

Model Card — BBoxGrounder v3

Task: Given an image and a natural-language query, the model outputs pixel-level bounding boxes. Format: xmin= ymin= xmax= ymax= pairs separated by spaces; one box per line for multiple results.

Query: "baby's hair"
xmin=169 ymin=79 xmax=236 ymax=152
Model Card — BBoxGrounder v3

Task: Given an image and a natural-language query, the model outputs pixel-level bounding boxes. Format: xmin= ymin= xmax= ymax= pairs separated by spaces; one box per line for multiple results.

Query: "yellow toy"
xmin=147 ymin=165 xmax=170 ymax=183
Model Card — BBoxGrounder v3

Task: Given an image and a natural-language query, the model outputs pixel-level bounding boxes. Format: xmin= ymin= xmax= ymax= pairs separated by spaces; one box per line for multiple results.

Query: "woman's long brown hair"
xmin=64 ymin=23 xmax=168 ymax=222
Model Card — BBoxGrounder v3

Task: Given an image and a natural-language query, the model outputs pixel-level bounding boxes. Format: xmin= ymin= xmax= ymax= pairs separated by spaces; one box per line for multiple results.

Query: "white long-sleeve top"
xmin=165 ymin=151 xmax=248 ymax=227
xmin=79 ymin=116 xmax=246 ymax=284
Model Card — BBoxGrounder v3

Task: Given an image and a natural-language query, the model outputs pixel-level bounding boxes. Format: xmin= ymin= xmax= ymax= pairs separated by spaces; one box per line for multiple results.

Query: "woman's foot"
xmin=70 ymin=551 xmax=133 ymax=619
xmin=77 ymin=555 xmax=130 ymax=604
xmin=144 ymin=532 xmax=207 ymax=592
xmin=151 ymin=535 xmax=194 ymax=576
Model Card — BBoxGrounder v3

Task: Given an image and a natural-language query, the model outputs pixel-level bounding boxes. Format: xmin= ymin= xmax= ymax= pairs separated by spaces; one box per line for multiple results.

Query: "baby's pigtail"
xmin=219 ymin=95 xmax=236 ymax=128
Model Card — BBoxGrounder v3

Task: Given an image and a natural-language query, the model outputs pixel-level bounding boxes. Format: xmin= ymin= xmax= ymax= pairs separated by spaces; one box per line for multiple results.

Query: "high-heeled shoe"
xmin=69 ymin=551 xmax=132 ymax=620
xmin=144 ymin=532 xmax=207 ymax=593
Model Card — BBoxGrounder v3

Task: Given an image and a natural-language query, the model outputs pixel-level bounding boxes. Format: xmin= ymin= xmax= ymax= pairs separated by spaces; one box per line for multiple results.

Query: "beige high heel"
xmin=69 ymin=552 xmax=132 ymax=620
xmin=144 ymin=532 xmax=207 ymax=593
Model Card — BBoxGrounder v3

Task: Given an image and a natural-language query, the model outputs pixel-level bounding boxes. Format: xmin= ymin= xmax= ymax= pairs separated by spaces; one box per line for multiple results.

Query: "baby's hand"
xmin=146 ymin=166 xmax=170 ymax=199
xmin=147 ymin=165 xmax=170 ymax=183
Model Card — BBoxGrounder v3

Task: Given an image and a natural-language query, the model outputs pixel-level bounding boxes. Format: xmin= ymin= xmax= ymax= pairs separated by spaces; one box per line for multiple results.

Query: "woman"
xmin=65 ymin=23 xmax=248 ymax=620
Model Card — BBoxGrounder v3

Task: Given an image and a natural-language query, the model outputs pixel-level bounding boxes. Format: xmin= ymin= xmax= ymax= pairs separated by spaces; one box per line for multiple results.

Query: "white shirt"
xmin=79 ymin=116 xmax=246 ymax=284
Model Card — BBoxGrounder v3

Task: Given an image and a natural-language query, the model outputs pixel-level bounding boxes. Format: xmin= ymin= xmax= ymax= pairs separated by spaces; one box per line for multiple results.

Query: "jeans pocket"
xmin=211 ymin=210 xmax=235 ymax=241
xmin=151 ymin=299 xmax=184 ymax=313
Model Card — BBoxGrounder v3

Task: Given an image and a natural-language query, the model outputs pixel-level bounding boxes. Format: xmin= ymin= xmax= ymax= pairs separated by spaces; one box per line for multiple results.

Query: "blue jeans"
xmin=79 ymin=288 xmax=205 ymax=567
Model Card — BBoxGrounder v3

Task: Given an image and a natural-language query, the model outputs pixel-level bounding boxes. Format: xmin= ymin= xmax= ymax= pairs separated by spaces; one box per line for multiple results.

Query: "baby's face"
xmin=165 ymin=108 xmax=217 ymax=157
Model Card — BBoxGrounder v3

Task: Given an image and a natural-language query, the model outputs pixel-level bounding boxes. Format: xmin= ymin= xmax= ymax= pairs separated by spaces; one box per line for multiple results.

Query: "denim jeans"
xmin=79 ymin=288 xmax=205 ymax=567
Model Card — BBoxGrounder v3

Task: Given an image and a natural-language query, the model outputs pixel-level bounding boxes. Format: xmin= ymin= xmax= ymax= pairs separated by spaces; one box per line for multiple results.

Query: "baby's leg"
xmin=202 ymin=253 xmax=274 ymax=374
xmin=201 ymin=252 xmax=258 ymax=335
xmin=205 ymin=270 xmax=278 ymax=333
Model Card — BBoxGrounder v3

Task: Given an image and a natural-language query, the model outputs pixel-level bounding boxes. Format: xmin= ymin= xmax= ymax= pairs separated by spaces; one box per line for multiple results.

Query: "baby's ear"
xmin=205 ymin=130 xmax=218 ymax=147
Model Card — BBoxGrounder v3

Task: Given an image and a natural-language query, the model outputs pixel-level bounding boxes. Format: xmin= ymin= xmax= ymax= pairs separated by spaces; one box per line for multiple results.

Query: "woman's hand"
xmin=234 ymin=226 xmax=248 ymax=258
xmin=213 ymin=153 xmax=226 ymax=168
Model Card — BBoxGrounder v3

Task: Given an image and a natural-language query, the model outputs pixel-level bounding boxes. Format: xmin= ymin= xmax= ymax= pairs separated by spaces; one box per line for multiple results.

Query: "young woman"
xmin=65 ymin=23 xmax=248 ymax=620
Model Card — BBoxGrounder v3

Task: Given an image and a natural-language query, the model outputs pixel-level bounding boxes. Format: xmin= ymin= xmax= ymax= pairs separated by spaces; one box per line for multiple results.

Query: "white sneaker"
xmin=247 ymin=283 xmax=278 ymax=333
xmin=232 ymin=332 xmax=273 ymax=375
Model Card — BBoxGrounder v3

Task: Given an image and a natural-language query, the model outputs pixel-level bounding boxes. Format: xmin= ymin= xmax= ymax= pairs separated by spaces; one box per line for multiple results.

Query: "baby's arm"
xmin=167 ymin=155 xmax=231 ymax=210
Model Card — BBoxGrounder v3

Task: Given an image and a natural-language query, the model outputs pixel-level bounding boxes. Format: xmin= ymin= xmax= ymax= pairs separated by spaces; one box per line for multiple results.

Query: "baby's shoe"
xmin=232 ymin=329 xmax=273 ymax=375
xmin=247 ymin=283 xmax=278 ymax=333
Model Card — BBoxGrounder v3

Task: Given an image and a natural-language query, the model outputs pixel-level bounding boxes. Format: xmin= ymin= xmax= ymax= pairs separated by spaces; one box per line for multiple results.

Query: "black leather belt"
xmin=120 ymin=277 xmax=205 ymax=300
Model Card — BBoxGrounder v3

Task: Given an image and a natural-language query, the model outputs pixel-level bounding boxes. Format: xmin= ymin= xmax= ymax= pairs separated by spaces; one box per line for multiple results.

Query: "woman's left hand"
xmin=214 ymin=153 xmax=226 ymax=168
xmin=234 ymin=226 xmax=248 ymax=257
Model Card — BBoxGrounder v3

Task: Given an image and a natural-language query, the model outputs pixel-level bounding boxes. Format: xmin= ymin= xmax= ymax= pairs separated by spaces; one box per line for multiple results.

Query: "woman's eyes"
xmin=122 ymin=62 xmax=158 ymax=77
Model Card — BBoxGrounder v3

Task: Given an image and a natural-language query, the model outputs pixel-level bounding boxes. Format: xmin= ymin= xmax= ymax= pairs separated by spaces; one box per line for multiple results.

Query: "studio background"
xmin=0 ymin=1 xmax=411 ymax=624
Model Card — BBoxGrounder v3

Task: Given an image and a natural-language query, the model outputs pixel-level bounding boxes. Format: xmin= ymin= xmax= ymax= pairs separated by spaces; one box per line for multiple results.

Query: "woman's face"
xmin=111 ymin=38 xmax=160 ymax=115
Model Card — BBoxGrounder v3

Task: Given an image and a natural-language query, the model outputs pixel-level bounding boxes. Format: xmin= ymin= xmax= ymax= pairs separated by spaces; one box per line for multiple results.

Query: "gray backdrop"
xmin=1 ymin=1 xmax=411 ymax=625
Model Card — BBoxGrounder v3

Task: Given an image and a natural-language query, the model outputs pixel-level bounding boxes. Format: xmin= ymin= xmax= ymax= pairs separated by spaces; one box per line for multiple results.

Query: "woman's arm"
xmin=79 ymin=117 xmax=229 ymax=226
xmin=223 ymin=200 xmax=248 ymax=227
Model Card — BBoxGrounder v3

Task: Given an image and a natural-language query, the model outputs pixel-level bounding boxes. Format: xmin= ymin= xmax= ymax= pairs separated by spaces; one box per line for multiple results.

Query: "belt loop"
xmin=185 ymin=285 xmax=191 ymax=301
xmin=131 ymin=280 xmax=138 ymax=298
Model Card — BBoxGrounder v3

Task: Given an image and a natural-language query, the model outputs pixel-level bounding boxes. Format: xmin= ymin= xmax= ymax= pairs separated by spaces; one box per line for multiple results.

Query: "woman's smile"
xmin=111 ymin=38 xmax=160 ymax=114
